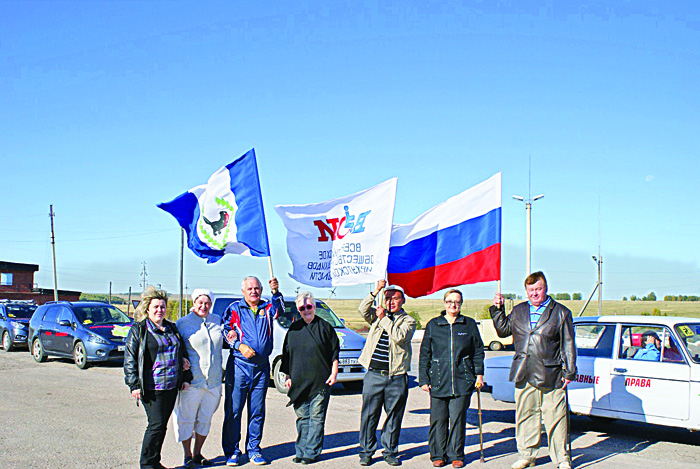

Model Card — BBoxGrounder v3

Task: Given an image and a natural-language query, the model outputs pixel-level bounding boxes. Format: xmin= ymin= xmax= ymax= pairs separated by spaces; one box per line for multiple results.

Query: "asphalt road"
xmin=1 ymin=342 xmax=698 ymax=469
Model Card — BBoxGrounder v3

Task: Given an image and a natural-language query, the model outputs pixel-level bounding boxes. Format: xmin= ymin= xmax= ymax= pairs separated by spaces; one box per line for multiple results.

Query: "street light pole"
xmin=513 ymin=158 xmax=543 ymax=276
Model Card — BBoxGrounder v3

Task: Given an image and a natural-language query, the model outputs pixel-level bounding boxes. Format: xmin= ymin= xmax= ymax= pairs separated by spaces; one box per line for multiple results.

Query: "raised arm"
xmin=489 ymin=292 xmax=513 ymax=338
xmin=358 ymin=280 xmax=386 ymax=324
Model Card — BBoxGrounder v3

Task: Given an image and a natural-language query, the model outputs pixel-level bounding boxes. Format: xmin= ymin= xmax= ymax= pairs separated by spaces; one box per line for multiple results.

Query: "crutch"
xmin=477 ymin=385 xmax=484 ymax=463
xmin=565 ymin=386 xmax=572 ymax=466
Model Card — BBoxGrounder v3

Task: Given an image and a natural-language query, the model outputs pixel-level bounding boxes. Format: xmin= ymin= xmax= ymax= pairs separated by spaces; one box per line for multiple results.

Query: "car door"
xmin=39 ymin=306 xmax=60 ymax=352
xmin=55 ymin=306 xmax=77 ymax=354
xmin=569 ymin=322 xmax=616 ymax=414
xmin=610 ymin=324 xmax=690 ymax=421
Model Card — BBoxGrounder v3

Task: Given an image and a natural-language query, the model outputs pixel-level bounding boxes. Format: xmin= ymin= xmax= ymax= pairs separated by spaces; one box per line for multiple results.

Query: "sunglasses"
xmin=297 ymin=304 xmax=314 ymax=312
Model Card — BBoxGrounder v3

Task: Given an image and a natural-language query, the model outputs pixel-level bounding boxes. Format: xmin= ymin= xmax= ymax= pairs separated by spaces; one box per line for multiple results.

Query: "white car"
xmin=211 ymin=295 xmax=367 ymax=393
xmin=484 ymin=315 xmax=700 ymax=430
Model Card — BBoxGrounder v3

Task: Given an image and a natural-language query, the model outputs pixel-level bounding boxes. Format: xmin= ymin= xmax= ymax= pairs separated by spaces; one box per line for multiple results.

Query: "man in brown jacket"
xmin=490 ymin=272 xmax=577 ymax=469
xmin=358 ymin=280 xmax=416 ymax=466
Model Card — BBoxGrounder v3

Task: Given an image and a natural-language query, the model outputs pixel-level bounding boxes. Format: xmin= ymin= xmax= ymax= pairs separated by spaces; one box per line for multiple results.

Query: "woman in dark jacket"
xmin=124 ymin=286 xmax=192 ymax=469
xmin=419 ymin=289 xmax=485 ymax=468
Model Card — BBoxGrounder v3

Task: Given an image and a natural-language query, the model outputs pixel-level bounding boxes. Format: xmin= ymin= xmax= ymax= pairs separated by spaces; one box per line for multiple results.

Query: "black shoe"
xmin=384 ymin=455 xmax=401 ymax=466
xmin=193 ymin=454 xmax=212 ymax=466
xmin=360 ymin=456 xmax=373 ymax=466
xmin=293 ymin=457 xmax=303 ymax=464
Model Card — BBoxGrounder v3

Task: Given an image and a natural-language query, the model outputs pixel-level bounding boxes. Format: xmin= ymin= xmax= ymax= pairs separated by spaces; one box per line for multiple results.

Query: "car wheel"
xmin=341 ymin=380 xmax=364 ymax=392
xmin=73 ymin=341 xmax=89 ymax=369
xmin=32 ymin=338 xmax=47 ymax=363
xmin=271 ymin=359 xmax=288 ymax=394
xmin=2 ymin=331 xmax=13 ymax=352
xmin=489 ymin=341 xmax=503 ymax=352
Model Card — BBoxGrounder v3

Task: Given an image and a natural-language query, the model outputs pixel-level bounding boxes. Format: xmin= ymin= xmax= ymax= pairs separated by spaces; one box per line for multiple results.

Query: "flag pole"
xmin=267 ymin=256 xmax=275 ymax=279
xmin=180 ymin=228 xmax=185 ymax=318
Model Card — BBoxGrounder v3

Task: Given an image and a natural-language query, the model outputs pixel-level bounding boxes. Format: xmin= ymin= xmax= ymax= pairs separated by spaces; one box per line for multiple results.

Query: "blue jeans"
xmin=222 ymin=355 xmax=269 ymax=457
xmin=293 ymin=388 xmax=331 ymax=461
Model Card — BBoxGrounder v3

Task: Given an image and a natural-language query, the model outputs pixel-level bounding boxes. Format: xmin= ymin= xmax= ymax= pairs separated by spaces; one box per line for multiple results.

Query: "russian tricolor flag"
xmin=387 ymin=173 xmax=501 ymax=298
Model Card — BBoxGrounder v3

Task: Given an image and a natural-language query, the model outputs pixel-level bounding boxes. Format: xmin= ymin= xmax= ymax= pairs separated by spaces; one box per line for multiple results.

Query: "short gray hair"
xmin=295 ymin=291 xmax=315 ymax=305
xmin=241 ymin=276 xmax=262 ymax=290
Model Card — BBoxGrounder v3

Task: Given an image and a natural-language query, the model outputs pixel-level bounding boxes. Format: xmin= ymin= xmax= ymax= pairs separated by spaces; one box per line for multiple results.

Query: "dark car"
xmin=0 ymin=300 xmax=38 ymax=351
xmin=28 ymin=301 xmax=133 ymax=369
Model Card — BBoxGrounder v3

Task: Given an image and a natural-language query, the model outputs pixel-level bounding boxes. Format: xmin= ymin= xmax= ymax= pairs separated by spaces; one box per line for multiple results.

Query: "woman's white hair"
xmin=295 ymin=291 xmax=315 ymax=305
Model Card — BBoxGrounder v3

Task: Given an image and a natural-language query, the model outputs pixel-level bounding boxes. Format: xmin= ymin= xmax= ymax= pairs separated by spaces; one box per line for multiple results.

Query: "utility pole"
xmin=49 ymin=205 xmax=58 ymax=301
xmin=594 ymin=200 xmax=603 ymax=315
xmin=127 ymin=287 xmax=132 ymax=317
xmin=109 ymin=281 xmax=112 ymax=304
xmin=140 ymin=262 xmax=148 ymax=290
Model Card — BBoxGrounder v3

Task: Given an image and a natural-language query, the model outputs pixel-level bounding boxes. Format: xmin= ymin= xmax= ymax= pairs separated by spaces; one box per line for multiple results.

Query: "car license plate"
xmin=118 ymin=345 xmax=125 ymax=352
xmin=339 ymin=358 xmax=359 ymax=365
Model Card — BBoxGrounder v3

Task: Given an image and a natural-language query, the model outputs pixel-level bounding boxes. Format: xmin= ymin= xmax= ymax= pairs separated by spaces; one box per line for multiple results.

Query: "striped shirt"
xmin=529 ymin=297 xmax=551 ymax=330
xmin=369 ymin=313 xmax=394 ymax=371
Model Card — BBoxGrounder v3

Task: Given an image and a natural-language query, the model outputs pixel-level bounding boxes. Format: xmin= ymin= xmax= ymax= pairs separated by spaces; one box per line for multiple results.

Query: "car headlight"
xmin=87 ymin=333 xmax=110 ymax=345
xmin=10 ymin=321 xmax=27 ymax=329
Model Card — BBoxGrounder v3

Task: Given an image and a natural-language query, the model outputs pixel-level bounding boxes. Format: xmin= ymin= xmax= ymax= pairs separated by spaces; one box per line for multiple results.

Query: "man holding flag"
xmin=490 ymin=272 xmax=576 ymax=469
xmin=222 ymin=276 xmax=283 ymax=466
xmin=357 ymin=280 xmax=416 ymax=467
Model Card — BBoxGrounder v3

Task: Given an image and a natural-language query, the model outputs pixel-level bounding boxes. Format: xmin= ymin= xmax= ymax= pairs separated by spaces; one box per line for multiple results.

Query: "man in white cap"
xmin=357 ymin=279 xmax=416 ymax=466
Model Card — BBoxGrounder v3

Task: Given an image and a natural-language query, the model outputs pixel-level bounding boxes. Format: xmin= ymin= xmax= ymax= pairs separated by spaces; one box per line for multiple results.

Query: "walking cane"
xmin=565 ymin=386 xmax=572 ymax=466
xmin=477 ymin=385 xmax=484 ymax=463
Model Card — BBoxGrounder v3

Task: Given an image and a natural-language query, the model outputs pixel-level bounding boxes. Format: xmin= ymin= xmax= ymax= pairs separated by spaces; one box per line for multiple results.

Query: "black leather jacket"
xmin=490 ymin=297 xmax=577 ymax=390
xmin=418 ymin=313 xmax=485 ymax=398
xmin=123 ymin=319 xmax=192 ymax=400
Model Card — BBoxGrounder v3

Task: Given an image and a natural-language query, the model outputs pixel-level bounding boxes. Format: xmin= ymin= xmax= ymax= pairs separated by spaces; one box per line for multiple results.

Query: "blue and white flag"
xmin=158 ymin=149 xmax=270 ymax=263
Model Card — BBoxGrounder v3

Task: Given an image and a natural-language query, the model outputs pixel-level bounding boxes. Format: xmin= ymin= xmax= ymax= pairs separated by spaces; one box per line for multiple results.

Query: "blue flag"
xmin=158 ymin=149 xmax=270 ymax=263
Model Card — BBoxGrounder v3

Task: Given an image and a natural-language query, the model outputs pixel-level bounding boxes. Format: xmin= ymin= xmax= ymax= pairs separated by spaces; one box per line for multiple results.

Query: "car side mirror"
xmin=340 ymin=318 xmax=346 ymax=325
xmin=58 ymin=319 xmax=71 ymax=327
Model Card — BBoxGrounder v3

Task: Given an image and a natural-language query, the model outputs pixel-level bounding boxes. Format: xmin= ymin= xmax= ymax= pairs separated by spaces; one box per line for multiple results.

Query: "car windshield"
xmin=73 ymin=305 xmax=131 ymax=325
xmin=675 ymin=323 xmax=700 ymax=364
xmin=5 ymin=305 xmax=37 ymax=319
xmin=278 ymin=301 xmax=344 ymax=329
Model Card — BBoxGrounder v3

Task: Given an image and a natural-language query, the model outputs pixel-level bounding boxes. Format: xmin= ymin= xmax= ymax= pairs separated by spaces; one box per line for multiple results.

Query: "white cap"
xmin=385 ymin=285 xmax=405 ymax=295
xmin=191 ymin=289 xmax=212 ymax=302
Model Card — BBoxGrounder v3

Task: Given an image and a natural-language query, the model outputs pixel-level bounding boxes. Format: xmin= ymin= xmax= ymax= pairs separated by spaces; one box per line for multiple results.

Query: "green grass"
xmin=326 ymin=298 xmax=700 ymax=332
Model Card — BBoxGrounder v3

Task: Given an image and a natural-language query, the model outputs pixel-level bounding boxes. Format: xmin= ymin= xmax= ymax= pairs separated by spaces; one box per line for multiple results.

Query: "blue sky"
xmin=2 ymin=1 xmax=699 ymax=301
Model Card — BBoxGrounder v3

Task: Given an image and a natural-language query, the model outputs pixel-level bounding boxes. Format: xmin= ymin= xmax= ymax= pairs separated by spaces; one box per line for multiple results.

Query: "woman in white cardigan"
xmin=174 ymin=289 xmax=225 ymax=468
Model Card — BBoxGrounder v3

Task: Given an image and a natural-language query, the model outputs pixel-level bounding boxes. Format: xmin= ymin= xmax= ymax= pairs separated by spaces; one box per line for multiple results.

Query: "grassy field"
xmin=111 ymin=296 xmax=700 ymax=332
xmin=326 ymin=298 xmax=700 ymax=331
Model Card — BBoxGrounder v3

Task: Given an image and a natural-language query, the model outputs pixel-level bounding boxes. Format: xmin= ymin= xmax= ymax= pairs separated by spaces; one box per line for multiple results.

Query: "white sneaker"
xmin=558 ymin=462 xmax=572 ymax=469
xmin=511 ymin=460 xmax=535 ymax=469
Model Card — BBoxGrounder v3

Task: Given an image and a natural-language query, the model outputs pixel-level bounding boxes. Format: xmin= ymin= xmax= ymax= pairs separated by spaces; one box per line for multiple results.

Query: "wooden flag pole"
xmin=267 ymin=256 xmax=275 ymax=279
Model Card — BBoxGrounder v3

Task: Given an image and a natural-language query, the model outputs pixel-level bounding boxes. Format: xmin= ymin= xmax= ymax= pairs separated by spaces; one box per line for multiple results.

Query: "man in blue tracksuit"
xmin=222 ymin=276 xmax=283 ymax=466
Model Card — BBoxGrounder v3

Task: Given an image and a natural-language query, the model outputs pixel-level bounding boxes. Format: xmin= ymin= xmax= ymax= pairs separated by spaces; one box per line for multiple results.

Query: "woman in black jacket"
xmin=419 ymin=289 xmax=485 ymax=468
xmin=124 ymin=286 xmax=192 ymax=469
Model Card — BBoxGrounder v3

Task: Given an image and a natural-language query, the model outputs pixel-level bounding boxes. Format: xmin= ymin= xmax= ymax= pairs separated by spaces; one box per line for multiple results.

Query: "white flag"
xmin=275 ymin=178 xmax=398 ymax=287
